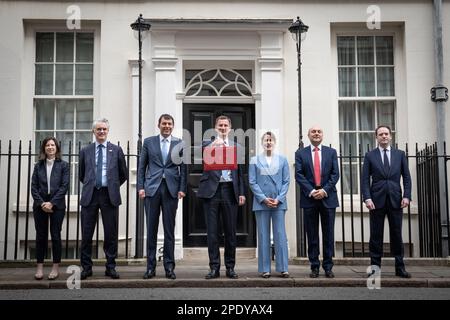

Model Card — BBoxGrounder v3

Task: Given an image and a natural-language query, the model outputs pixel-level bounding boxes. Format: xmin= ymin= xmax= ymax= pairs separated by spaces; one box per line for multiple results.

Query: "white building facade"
xmin=0 ymin=0 xmax=449 ymax=261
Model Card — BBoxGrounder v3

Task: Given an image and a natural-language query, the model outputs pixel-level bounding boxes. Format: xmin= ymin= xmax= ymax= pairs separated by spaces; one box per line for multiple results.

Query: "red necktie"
xmin=314 ymin=147 xmax=321 ymax=187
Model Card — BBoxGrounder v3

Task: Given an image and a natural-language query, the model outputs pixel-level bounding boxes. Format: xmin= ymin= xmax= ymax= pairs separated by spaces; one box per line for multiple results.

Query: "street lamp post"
xmin=289 ymin=16 xmax=309 ymax=257
xmin=130 ymin=14 xmax=151 ymax=258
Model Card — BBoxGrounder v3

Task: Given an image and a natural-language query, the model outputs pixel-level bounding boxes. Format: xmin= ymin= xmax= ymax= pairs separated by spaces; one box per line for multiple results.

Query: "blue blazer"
xmin=137 ymin=135 xmax=187 ymax=198
xmin=249 ymin=154 xmax=290 ymax=211
xmin=197 ymin=140 xmax=245 ymax=202
xmin=361 ymin=148 xmax=412 ymax=209
xmin=79 ymin=142 xmax=128 ymax=207
xmin=31 ymin=159 xmax=70 ymax=210
xmin=295 ymin=145 xmax=340 ymax=209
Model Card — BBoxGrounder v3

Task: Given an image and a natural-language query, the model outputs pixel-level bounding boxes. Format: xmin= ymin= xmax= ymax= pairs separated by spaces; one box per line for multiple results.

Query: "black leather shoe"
xmin=309 ymin=268 xmax=319 ymax=278
xmin=226 ymin=268 xmax=238 ymax=279
xmin=165 ymin=270 xmax=176 ymax=280
xmin=205 ymin=270 xmax=220 ymax=279
xmin=143 ymin=269 xmax=156 ymax=279
xmin=105 ymin=269 xmax=120 ymax=279
xmin=80 ymin=269 xmax=92 ymax=280
xmin=325 ymin=270 xmax=335 ymax=278
xmin=395 ymin=268 xmax=411 ymax=278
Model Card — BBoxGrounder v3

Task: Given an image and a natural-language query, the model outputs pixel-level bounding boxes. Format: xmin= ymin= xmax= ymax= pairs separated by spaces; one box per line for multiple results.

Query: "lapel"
xmin=106 ymin=142 xmax=112 ymax=171
xmin=90 ymin=143 xmax=96 ymax=173
xmin=258 ymin=154 xmax=278 ymax=186
xmin=39 ymin=160 xmax=48 ymax=187
xmin=154 ymin=136 xmax=165 ymax=165
xmin=305 ymin=146 xmax=315 ymax=175
xmin=374 ymin=148 xmax=388 ymax=177
xmin=166 ymin=137 xmax=178 ymax=165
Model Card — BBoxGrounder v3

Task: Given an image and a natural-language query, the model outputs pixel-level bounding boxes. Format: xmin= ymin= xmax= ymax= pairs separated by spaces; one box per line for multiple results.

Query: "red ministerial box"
xmin=203 ymin=146 xmax=238 ymax=171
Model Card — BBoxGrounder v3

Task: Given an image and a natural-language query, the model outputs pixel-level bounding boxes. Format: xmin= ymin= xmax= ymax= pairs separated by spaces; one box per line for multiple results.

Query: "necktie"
xmin=161 ymin=138 xmax=169 ymax=164
xmin=383 ymin=148 xmax=390 ymax=172
xmin=96 ymin=144 xmax=104 ymax=189
xmin=313 ymin=147 xmax=321 ymax=187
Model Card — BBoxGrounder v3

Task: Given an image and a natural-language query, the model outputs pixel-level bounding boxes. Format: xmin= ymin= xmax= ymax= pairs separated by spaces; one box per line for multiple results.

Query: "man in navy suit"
xmin=197 ymin=115 xmax=246 ymax=279
xmin=79 ymin=118 xmax=128 ymax=280
xmin=361 ymin=125 xmax=412 ymax=278
xmin=138 ymin=114 xmax=187 ymax=280
xmin=295 ymin=125 xmax=339 ymax=278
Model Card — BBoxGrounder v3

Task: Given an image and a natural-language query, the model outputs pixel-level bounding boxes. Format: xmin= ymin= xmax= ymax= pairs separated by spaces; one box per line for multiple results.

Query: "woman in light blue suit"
xmin=249 ymin=132 xmax=290 ymax=278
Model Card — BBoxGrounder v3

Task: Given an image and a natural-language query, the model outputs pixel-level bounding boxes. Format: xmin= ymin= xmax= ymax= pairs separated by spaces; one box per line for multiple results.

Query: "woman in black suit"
xmin=31 ymin=137 xmax=69 ymax=280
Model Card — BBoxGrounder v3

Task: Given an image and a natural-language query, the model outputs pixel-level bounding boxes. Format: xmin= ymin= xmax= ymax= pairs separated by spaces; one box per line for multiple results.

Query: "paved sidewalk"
xmin=1 ymin=257 xmax=449 ymax=289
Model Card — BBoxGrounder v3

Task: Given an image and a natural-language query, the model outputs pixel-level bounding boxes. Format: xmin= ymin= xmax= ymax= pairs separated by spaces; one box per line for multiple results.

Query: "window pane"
xmin=35 ymin=131 xmax=54 ymax=156
xmin=56 ymin=33 xmax=74 ymax=62
xmin=376 ymin=36 xmax=393 ymax=65
xmin=35 ymin=64 xmax=53 ymax=95
xmin=339 ymin=101 xmax=356 ymax=130
xmin=55 ymin=131 xmax=75 ymax=160
xmin=75 ymin=65 xmax=93 ymax=95
xmin=342 ymin=164 xmax=358 ymax=195
xmin=358 ymin=67 xmax=375 ymax=96
xmin=358 ymin=101 xmax=375 ymax=131
xmin=337 ymin=36 xmax=355 ymax=65
xmin=377 ymin=67 xmax=395 ymax=96
xmin=76 ymin=100 xmax=93 ymax=129
xmin=339 ymin=132 xmax=357 ymax=156
xmin=55 ymin=64 xmax=73 ymax=95
xmin=36 ymin=33 xmax=54 ymax=62
xmin=338 ymin=68 xmax=356 ymax=97
xmin=377 ymin=101 xmax=396 ymax=130
xmin=76 ymin=132 xmax=93 ymax=149
xmin=359 ymin=133 xmax=374 ymax=152
xmin=357 ymin=36 xmax=374 ymax=65
xmin=56 ymin=100 xmax=75 ymax=130
xmin=76 ymin=33 xmax=94 ymax=62
xmin=35 ymin=100 xmax=54 ymax=130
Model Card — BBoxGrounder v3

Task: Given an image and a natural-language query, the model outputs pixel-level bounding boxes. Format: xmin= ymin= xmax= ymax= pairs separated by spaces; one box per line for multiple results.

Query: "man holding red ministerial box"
xmin=197 ymin=115 xmax=246 ymax=280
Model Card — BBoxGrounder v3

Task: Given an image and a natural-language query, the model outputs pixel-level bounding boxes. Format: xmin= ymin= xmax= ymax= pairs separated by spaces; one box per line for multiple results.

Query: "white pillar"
xmin=151 ymin=31 xmax=184 ymax=260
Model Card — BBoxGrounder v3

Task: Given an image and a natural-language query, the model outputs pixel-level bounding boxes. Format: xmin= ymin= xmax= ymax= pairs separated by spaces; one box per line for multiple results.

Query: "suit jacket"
xmin=197 ymin=140 xmax=245 ymax=202
xmin=361 ymin=147 xmax=412 ymax=209
xmin=137 ymin=135 xmax=187 ymax=198
xmin=295 ymin=145 xmax=340 ymax=209
xmin=79 ymin=142 xmax=128 ymax=207
xmin=249 ymin=153 xmax=290 ymax=211
xmin=31 ymin=159 xmax=70 ymax=210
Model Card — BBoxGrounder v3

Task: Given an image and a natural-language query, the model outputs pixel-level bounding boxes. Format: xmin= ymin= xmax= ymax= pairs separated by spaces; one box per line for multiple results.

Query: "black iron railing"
xmin=0 ymin=140 xmax=449 ymax=261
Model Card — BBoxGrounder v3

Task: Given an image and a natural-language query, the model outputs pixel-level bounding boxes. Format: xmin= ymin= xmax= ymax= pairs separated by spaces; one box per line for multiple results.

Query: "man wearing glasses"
xmin=79 ymin=118 xmax=128 ymax=280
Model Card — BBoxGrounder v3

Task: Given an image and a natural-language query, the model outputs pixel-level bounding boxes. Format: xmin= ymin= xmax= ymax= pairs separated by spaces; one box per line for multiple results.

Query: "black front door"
xmin=183 ymin=103 xmax=256 ymax=247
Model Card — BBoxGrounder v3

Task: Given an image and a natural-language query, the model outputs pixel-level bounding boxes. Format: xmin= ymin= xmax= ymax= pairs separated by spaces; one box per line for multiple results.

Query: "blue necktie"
xmin=383 ymin=148 xmax=390 ymax=172
xmin=96 ymin=144 xmax=104 ymax=189
xmin=161 ymin=139 xmax=169 ymax=164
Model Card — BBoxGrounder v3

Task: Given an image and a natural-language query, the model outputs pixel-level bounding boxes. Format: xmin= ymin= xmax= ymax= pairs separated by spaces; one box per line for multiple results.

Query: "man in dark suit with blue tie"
xmin=361 ymin=125 xmax=412 ymax=278
xmin=197 ymin=115 xmax=246 ymax=279
xmin=295 ymin=125 xmax=339 ymax=278
xmin=138 ymin=114 xmax=187 ymax=280
xmin=79 ymin=118 xmax=128 ymax=280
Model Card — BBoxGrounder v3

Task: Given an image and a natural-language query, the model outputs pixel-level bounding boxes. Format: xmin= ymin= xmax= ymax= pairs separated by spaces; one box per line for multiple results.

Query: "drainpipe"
xmin=431 ymin=0 xmax=449 ymax=256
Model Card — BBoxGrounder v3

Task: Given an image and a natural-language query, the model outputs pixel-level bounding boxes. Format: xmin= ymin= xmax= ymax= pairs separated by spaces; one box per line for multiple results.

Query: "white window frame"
xmin=331 ymin=24 xmax=406 ymax=204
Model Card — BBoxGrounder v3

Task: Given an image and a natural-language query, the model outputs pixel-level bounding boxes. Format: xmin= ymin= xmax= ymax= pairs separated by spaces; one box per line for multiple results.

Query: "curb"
xmin=1 ymin=277 xmax=449 ymax=290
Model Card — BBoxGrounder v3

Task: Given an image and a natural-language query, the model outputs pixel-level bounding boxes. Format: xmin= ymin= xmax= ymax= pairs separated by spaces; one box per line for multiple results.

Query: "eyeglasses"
xmin=95 ymin=128 xmax=108 ymax=132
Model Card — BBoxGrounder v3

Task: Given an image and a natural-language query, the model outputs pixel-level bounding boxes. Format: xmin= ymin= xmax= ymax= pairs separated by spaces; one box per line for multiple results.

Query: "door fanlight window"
xmin=185 ymin=69 xmax=253 ymax=97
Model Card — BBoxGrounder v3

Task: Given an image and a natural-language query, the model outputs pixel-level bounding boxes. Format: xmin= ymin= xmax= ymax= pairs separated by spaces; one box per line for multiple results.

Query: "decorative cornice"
xmin=152 ymin=57 xmax=178 ymax=71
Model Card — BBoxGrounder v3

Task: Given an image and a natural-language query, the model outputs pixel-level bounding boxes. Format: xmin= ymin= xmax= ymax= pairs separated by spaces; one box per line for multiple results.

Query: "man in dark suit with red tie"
xmin=295 ymin=125 xmax=339 ymax=278
xmin=361 ymin=125 xmax=412 ymax=278
xmin=79 ymin=118 xmax=128 ymax=280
